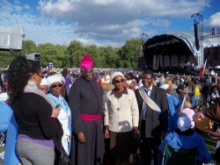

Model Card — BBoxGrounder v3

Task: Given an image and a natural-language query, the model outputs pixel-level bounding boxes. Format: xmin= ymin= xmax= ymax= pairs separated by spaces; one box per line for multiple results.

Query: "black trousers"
xmin=140 ymin=138 xmax=161 ymax=165
xmin=140 ymin=121 xmax=161 ymax=165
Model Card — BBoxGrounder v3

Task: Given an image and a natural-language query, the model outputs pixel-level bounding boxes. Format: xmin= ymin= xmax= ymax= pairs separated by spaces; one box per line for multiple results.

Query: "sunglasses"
xmin=115 ymin=79 xmax=124 ymax=83
xmin=35 ymin=73 xmax=43 ymax=78
xmin=51 ymin=84 xmax=63 ymax=88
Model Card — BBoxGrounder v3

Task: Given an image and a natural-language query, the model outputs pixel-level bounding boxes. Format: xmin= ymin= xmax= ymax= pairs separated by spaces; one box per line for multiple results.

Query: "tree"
xmin=119 ymin=38 xmax=142 ymax=68
xmin=22 ymin=40 xmax=37 ymax=55
xmin=0 ymin=37 xmax=145 ymax=69
xmin=101 ymin=46 xmax=119 ymax=68
xmin=0 ymin=51 xmax=12 ymax=68
xmin=67 ymin=41 xmax=84 ymax=67
xmin=84 ymin=45 xmax=106 ymax=68
xmin=37 ymin=43 xmax=67 ymax=68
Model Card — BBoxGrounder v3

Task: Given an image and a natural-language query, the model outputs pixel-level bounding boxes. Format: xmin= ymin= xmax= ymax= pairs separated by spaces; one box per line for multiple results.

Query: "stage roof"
xmin=0 ymin=27 xmax=24 ymax=50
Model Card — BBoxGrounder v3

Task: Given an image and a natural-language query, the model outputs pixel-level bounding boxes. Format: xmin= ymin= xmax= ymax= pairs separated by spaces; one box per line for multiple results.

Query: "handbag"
xmin=195 ymin=117 xmax=213 ymax=132
xmin=59 ymin=147 xmax=70 ymax=165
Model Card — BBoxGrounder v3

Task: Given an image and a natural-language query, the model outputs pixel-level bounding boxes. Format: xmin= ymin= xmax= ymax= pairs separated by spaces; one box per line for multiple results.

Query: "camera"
xmin=26 ymin=53 xmax=41 ymax=62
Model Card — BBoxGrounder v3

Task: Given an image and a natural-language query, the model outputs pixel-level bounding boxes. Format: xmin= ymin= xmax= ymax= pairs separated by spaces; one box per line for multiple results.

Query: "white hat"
xmin=180 ymin=78 xmax=184 ymax=83
xmin=126 ymin=80 xmax=132 ymax=85
xmin=160 ymin=84 xmax=169 ymax=90
xmin=47 ymin=74 xmax=63 ymax=88
xmin=211 ymin=70 xmax=215 ymax=76
xmin=58 ymin=74 xmax=65 ymax=83
xmin=0 ymin=93 xmax=9 ymax=102
xmin=111 ymin=72 xmax=125 ymax=83
xmin=40 ymin=78 xmax=48 ymax=86
xmin=103 ymin=75 xmax=111 ymax=84
xmin=179 ymin=108 xmax=195 ymax=128
xmin=177 ymin=116 xmax=191 ymax=132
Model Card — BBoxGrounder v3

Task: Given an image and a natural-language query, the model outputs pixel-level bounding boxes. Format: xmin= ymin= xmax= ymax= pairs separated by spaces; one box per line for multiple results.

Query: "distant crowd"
xmin=0 ymin=55 xmax=220 ymax=165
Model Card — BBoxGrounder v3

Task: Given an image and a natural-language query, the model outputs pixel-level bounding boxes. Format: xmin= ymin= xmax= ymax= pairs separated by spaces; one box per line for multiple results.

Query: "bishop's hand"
xmin=77 ymin=132 xmax=86 ymax=143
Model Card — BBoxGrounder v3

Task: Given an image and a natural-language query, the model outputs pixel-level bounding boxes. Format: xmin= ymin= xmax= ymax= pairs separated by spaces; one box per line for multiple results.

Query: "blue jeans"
xmin=192 ymin=96 xmax=200 ymax=107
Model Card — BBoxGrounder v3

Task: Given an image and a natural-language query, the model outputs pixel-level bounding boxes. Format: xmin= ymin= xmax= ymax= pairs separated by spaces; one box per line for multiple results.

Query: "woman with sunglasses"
xmin=47 ymin=74 xmax=72 ymax=156
xmin=7 ymin=56 xmax=61 ymax=165
xmin=104 ymin=72 xmax=139 ymax=165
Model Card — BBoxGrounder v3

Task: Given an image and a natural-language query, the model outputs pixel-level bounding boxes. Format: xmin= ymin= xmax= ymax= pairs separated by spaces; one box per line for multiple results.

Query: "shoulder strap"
xmin=138 ymin=87 xmax=161 ymax=114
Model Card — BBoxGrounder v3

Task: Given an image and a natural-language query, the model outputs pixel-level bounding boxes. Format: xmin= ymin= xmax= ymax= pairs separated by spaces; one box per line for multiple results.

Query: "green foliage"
xmin=37 ymin=43 xmax=67 ymax=67
xmin=0 ymin=50 xmax=23 ymax=68
xmin=67 ymin=41 xmax=84 ymax=67
xmin=119 ymin=38 xmax=143 ymax=68
xmin=22 ymin=40 xmax=37 ymax=55
xmin=0 ymin=38 xmax=144 ymax=68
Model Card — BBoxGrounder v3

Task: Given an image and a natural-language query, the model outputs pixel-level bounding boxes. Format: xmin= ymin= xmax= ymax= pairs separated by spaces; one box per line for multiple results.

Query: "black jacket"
xmin=135 ymin=85 xmax=168 ymax=138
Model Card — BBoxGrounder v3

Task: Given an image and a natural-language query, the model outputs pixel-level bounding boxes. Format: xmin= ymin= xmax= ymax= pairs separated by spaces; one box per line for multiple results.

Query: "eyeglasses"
xmin=51 ymin=84 xmax=63 ymax=88
xmin=115 ymin=79 xmax=124 ymax=84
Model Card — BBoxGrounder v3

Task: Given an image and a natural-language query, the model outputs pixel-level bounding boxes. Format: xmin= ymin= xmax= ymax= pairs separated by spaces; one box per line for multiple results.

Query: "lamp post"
xmin=140 ymin=32 xmax=148 ymax=69
xmin=141 ymin=33 xmax=148 ymax=49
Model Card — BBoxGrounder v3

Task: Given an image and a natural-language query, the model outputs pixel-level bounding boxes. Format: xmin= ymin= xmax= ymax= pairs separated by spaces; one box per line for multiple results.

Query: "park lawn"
xmin=0 ymin=146 xmax=4 ymax=153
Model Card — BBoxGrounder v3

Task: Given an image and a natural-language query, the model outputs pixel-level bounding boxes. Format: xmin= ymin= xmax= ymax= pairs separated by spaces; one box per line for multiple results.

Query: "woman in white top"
xmin=47 ymin=74 xmax=72 ymax=155
xmin=104 ymin=72 xmax=139 ymax=165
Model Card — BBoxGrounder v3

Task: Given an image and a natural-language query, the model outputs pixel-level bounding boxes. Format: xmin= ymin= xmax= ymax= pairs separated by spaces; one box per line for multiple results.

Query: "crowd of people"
xmin=0 ymin=54 xmax=220 ymax=165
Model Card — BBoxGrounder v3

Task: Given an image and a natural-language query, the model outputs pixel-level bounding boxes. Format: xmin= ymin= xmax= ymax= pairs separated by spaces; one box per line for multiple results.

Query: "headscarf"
xmin=160 ymin=84 xmax=169 ymax=90
xmin=47 ymin=74 xmax=63 ymax=88
xmin=80 ymin=54 xmax=94 ymax=69
xmin=177 ymin=116 xmax=191 ymax=132
xmin=0 ymin=92 xmax=9 ymax=102
xmin=179 ymin=108 xmax=195 ymax=128
xmin=111 ymin=72 xmax=125 ymax=83
xmin=40 ymin=78 xmax=48 ymax=86
xmin=102 ymin=75 xmax=111 ymax=84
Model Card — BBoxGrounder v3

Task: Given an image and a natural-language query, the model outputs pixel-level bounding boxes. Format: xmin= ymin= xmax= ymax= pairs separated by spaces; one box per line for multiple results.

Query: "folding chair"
xmin=0 ymin=133 xmax=5 ymax=147
xmin=0 ymin=133 xmax=6 ymax=160
xmin=162 ymin=144 xmax=198 ymax=165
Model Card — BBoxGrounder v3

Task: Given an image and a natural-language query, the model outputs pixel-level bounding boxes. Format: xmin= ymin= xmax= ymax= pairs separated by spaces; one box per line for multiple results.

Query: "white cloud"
xmin=151 ymin=19 xmax=170 ymax=27
xmin=0 ymin=0 xmax=212 ymax=47
xmin=0 ymin=0 xmax=75 ymax=45
xmin=0 ymin=0 xmax=152 ymax=46
xmin=74 ymin=19 xmax=149 ymax=41
xmin=38 ymin=0 xmax=209 ymax=23
xmin=203 ymin=12 xmax=220 ymax=34
xmin=207 ymin=12 xmax=220 ymax=27
xmin=37 ymin=0 xmax=209 ymax=44
xmin=24 ymin=4 xmax=30 ymax=10
xmin=78 ymin=38 xmax=122 ymax=48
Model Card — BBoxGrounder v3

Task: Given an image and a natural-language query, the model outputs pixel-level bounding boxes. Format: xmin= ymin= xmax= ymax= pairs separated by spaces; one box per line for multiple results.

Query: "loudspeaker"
xmin=194 ymin=22 xmax=200 ymax=50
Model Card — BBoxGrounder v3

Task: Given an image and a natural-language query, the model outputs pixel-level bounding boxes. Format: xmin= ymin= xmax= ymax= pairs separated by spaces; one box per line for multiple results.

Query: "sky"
xmin=0 ymin=0 xmax=219 ymax=47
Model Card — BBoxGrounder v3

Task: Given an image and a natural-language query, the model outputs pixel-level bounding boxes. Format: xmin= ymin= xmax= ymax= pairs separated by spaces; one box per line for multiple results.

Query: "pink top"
xmin=179 ymin=108 xmax=195 ymax=128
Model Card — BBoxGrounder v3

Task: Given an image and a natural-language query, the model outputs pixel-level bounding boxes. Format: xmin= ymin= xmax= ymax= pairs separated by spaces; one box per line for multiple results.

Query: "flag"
xmin=180 ymin=94 xmax=187 ymax=110
xmin=199 ymin=59 xmax=207 ymax=78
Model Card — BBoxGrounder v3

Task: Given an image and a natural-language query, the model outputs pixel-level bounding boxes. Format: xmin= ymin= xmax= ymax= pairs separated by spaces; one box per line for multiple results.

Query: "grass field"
xmin=0 ymin=132 xmax=217 ymax=154
xmin=0 ymin=146 xmax=4 ymax=153
xmin=197 ymin=129 xmax=217 ymax=155
xmin=0 ymin=130 xmax=217 ymax=164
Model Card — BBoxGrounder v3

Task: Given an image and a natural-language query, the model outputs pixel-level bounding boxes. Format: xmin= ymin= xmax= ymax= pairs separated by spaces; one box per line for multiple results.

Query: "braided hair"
xmin=7 ymin=56 xmax=41 ymax=102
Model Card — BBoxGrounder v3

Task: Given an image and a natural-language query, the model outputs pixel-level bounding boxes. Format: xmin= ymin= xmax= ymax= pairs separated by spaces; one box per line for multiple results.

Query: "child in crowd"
xmin=159 ymin=102 xmax=212 ymax=164
xmin=179 ymin=101 xmax=195 ymax=128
